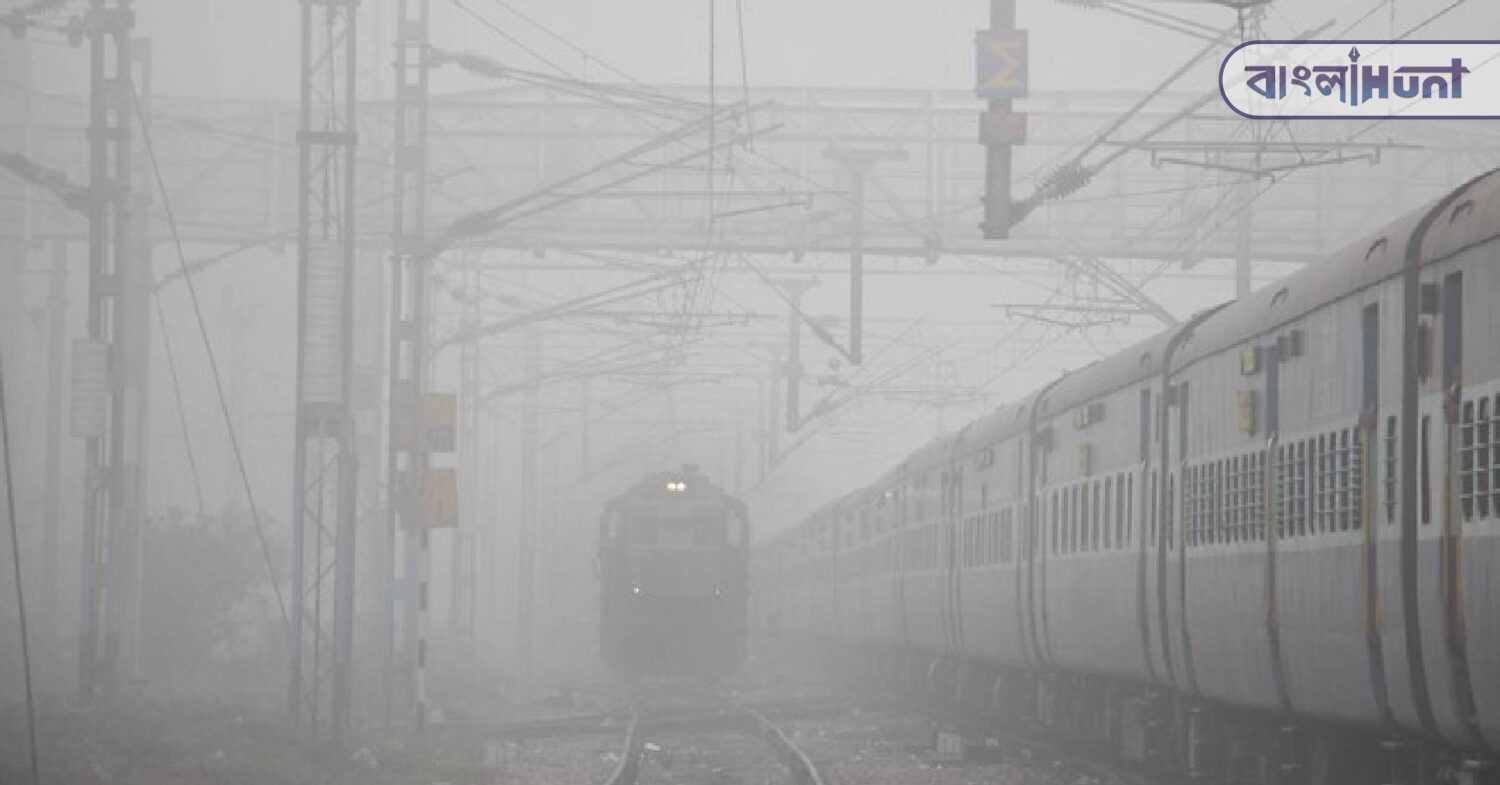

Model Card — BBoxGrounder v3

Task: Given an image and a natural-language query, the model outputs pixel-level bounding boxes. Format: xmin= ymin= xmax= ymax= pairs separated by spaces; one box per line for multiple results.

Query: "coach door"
xmin=1424 ymin=269 xmax=1486 ymax=746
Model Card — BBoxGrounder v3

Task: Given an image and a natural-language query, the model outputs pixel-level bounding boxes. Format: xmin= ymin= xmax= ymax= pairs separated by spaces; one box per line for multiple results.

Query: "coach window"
xmin=1058 ymin=487 xmax=1068 ymax=554
xmin=1102 ymin=478 xmax=1114 ymax=550
xmin=1050 ymin=491 xmax=1060 ymax=555
xmin=1490 ymin=395 xmax=1500 ymax=516
xmin=1294 ymin=440 xmax=1307 ymax=537
xmin=1421 ymin=414 xmax=1433 ymax=525
xmin=1148 ymin=470 xmax=1158 ymax=547
xmin=1073 ymin=484 xmax=1083 ymax=553
xmin=1058 ymin=487 xmax=1067 ymax=554
xmin=1165 ymin=473 xmax=1176 ymax=549
xmin=1478 ymin=397 xmax=1492 ymax=520
xmin=1098 ymin=483 xmax=1110 ymax=549
xmin=1080 ymin=482 xmax=1090 ymax=552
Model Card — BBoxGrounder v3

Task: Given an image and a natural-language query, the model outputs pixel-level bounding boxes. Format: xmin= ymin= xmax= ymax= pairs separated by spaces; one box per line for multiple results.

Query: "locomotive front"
xmin=598 ymin=466 xmax=749 ymax=679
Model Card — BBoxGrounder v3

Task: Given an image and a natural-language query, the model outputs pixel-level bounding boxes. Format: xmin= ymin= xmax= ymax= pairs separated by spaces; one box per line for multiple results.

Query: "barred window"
xmin=1051 ymin=490 xmax=1060 ymax=555
xmin=1338 ymin=429 xmax=1361 ymax=531
xmin=999 ymin=509 xmax=1014 ymax=564
xmin=1103 ymin=479 xmax=1114 ymax=550
xmin=1194 ymin=468 xmax=1206 ymax=546
xmin=1188 ymin=466 xmax=1203 ymax=547
xmin=1222 ymin=451 xmax=1265 ymax=541
xmin=1384 ymin=416 xmax=1398 ymax=525
xmin=1460 ymin=396 xmax=1500 ymax=523
xmin=1277 ymin=441 xmax=1310 ymax=538
xmin=1224 ymin=457 xmax=1240 ymax=542
xmin=1275 ymin=444 xmax=1289 ymax=538
xmin=1204 ymin=463 xmax=1221 ymax=544
xmin=1251 ymin=450 xmax=1267 ymax=540
xmin=1114 ymin=474 xmax=1125 ymax=548
xmin=1490 ymin=397 xmax=1500 ymax=517
xmin=1148 ymin=470 xmax=1159 ymax=547
xmin=1478 ymin=398 xmax=1491 ymax=520
xmin=1315 ymin=434 xmax=1333 ymax=533
xmin=1093 ymin=481 xmax=1103 ymax=551
xmin=1066 ymin=485 xmax=1076 ymax=554
xmin=1421 ymin=415 xmax=1433 ymax=526
xmin=1166 ymin=473 xmax=1176 ymax=549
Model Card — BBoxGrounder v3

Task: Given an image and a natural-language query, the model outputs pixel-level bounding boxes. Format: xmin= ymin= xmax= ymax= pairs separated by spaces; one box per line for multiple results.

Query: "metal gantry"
xmin=288 ymin=0 xmax=361 ymax=744
xmin=385 ymin=0 xmax=432 ymax=730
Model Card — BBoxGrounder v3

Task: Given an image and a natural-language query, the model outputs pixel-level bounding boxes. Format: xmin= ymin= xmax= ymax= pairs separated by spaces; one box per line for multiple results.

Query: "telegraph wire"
xmin=0 ymin=351 xmax=41 ymax=785
xmin=130 ymin=82 xmax=290 ymax=631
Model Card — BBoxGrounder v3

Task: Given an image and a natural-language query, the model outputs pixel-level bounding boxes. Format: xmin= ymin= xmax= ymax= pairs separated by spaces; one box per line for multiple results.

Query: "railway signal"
xmin=976 ymin=0 xmax=1027 ymax=239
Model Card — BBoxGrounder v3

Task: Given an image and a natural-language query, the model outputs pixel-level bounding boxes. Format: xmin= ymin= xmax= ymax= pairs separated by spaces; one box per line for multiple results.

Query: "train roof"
xmin=766 ymin=167 xmax=1500 ymax=542
xmin=1176 ymin=166 xmax=1500 ymax=370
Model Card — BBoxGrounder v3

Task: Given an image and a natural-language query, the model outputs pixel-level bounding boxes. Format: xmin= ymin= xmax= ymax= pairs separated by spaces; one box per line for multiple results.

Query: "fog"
xmin=2 ymin=0 xmax=1499 ymax=779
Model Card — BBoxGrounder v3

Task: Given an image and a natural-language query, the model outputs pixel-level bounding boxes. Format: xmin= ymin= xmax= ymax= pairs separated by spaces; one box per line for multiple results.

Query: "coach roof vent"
xmin=1365 ymin=237 xmax=1388 ymax=262
xmin=1449 ymin=199 xmax=1475 ymax=224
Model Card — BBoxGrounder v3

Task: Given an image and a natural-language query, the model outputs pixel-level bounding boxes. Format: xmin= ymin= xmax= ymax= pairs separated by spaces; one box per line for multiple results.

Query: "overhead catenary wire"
xmin=1175 ymin=0 xmax=1478 ymax=255
xmin=0 ymin=351 xmax=41 ymax=785
xmin=129 ymin=82 xmax=290 ymax=631
xmin=446 ymin=0 xmax=570 ymax=77
xmin=481 ymin=0 xmax=677 ymax=101
xmin=152 ymin=291 xmax=207 ymax=517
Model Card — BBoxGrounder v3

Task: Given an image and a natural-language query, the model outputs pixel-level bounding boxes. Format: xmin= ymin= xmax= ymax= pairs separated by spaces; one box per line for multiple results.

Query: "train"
xmin=752 ymin=168 xmax=1500 ymax=783
xmin=599 ymin=465 xmax=750 ymax=679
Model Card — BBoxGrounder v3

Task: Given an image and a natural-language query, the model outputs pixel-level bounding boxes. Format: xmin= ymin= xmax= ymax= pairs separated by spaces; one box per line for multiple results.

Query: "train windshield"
xmin=631 ymin=509 xmax=729 ymax=548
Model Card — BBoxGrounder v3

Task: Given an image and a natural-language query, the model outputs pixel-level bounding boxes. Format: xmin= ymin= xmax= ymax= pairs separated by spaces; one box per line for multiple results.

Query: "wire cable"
xmin=152 ymin=292 xmax=207 ymax=517
xmin=129 ymin=82 xmax=290 ymax=631
xmin=448 ymin=0 xmax=570 ymax=76
xmin=0 ymin=352 xmax=41 ymax=785
xmin=734 ymin=0 xmax=750 ymax=112
xmin=483 ymin=0 xmax=671 ymax=100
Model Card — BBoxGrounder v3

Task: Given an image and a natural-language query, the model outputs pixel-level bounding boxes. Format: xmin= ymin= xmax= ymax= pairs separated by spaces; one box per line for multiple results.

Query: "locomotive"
xmin=753 ymin=169 xmax=1500 ymax=783
xmin=599 ymin=465 xmax=749 ymax=679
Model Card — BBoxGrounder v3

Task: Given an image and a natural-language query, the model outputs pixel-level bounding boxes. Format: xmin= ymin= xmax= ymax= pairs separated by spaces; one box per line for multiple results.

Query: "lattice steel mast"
xmin=288 ymin=0 xmax=361 ymax=745
xmin=77 ymin=0 xmax=137 ymax=701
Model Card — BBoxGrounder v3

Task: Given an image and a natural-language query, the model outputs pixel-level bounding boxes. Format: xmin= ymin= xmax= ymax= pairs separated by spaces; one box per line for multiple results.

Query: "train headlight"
xmin=632 ymin=585 xmax=642 ymax=595
xmin=665 ymin=481 xmax=687 ymax=493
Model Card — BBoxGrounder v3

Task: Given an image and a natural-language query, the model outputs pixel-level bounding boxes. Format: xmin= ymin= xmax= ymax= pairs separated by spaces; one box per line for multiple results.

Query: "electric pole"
xmin=386 ymin=0 xmax=431 ymax=730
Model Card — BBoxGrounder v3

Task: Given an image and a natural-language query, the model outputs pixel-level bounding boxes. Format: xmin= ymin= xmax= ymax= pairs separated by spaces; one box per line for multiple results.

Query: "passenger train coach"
xmin=752 ymin=169 xmax=1500 ymax=783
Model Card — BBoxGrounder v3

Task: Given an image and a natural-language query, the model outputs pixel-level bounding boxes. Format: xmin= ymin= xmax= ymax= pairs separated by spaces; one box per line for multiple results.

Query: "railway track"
xmin=602 ymin=702 xmax=826 ymax=785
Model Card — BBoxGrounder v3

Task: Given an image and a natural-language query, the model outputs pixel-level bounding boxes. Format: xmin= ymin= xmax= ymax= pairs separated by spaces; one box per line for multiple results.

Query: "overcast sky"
xmin=47 ymin=0 xmax=1477 ymax=101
